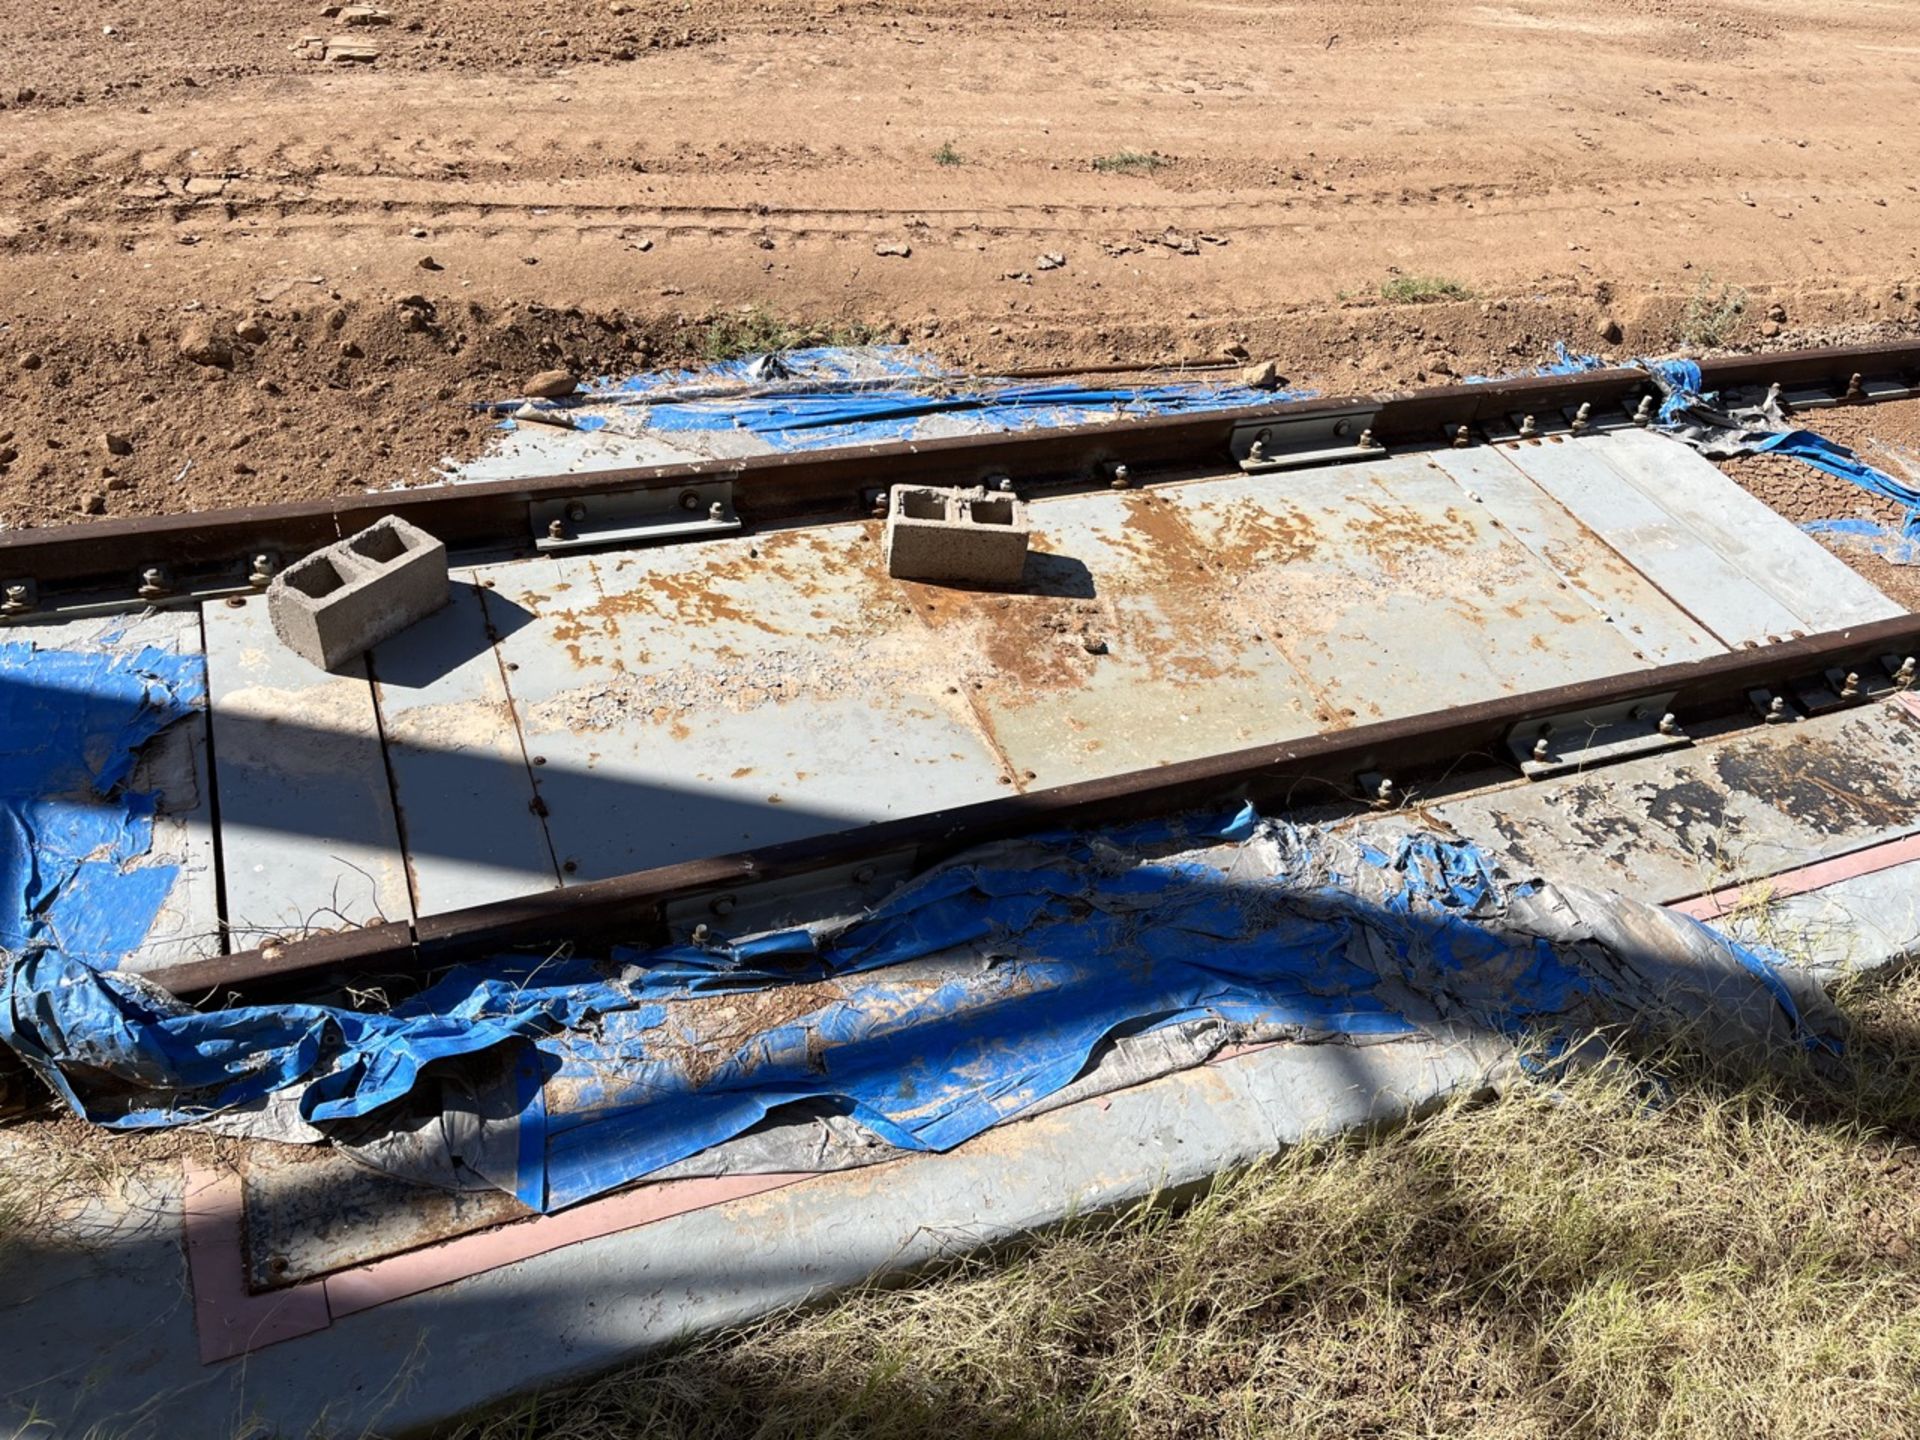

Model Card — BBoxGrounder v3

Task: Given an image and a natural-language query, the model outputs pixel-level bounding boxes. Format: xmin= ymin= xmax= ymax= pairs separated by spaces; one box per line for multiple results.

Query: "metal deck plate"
xmin=204 ymin=595 xmax=412 ymax=942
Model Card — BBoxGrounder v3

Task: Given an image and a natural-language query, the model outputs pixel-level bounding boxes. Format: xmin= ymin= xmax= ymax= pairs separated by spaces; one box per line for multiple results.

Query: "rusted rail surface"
xmin=155 ymin=611 xmax=1920 ymax=1002
xmin=4 ymin=340 xmax=1917 ymax=603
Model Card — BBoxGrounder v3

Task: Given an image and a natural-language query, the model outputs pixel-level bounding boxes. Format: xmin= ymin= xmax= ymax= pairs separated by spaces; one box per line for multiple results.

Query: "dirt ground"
xmin=1 ymin=0 xmax=1918 ymax=528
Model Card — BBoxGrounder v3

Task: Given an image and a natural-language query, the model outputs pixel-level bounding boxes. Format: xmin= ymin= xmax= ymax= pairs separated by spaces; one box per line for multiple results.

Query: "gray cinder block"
xmin=268 ymin=516 xmax=450 ymax=671
xmin=884 ymin=485 xmax=1030 ymax=584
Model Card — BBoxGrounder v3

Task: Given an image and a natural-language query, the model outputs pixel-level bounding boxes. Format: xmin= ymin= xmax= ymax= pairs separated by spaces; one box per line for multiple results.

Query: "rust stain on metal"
xmin=1714 ymin=725 xmax=1920 ymax=835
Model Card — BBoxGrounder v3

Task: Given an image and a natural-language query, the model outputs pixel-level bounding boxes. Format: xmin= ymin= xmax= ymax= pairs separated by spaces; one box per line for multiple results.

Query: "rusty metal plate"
xmin=1149 ymin=455 xmax=1662 ymax=729
xmin=1433 ymin=698 xmax=1920 ymax=901
xmin=481 ymin=525 xmax=1014 ymax=882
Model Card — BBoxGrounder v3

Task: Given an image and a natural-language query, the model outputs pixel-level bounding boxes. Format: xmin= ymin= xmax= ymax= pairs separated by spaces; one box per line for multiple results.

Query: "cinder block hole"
xmin=970 ymin=497 xmax=1015 ymax=526
xmin=897 ymin=490 xmax=946 ymax=521
xmin=285 ymin=556 xmax=347 ymax=599
xmin=348 ymin=524 xmax=409 ymax=564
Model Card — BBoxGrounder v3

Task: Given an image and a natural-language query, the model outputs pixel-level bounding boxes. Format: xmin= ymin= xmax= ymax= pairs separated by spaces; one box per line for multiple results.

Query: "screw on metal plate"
xmin=0 ymin=581 xmax=34 ymax=617
xmin=1764 ymin=694 xmax=1789 ymax=724
xmin=853 ymin=864 xmax=877 ymax=884
xmin=691 ymin=922 xmax=711 ymax=945
xmin=547 ymin=518 xmax=568 ymax=540
xmin=1570 ymin=402 xmax=1592 ymax=435
xmin=137 ymin=566 xmax=171 ymax=600
xmin=1633 ymin=394 xmax=1655 ymax=426
xmin=1109 ymin=463 xmax=1131 ymax=490
xmin=1840 ymin=671 xmax=1862 ymax=700
xmin=708 ymin=500 xmax=727 ymax=521
xmin=710 ymin=894 xmax=737 ymax=916
xmin=1248 ymin=435 xmax=1269 ymax=463
xmin=1356 ymin=428 xmax=1376 ymax=451
xmin=1517 ymin=414 xmax=1537 ymax=440
xmin=567 ymin=501 xmax=589 ymax=522
xmin=1531 ymin=735 xmax=1552 ymax=761
xmin=248 ymin=553 xmax=277 ymax=587
xmin=1658 ymin=712 xmax=1680 ymax=737
xmin=1845 ymin=372 xmax=1866 ymax=403
xmin=1452 ymin=424 xmax=1471 ymax=449
xmin=1896 ymin=656 xmax=1918 ymax=688
xmin=677 ymin=491 xmax=701 ymax=512
xmin=992 ymin=475 xmax=1015 ymax=493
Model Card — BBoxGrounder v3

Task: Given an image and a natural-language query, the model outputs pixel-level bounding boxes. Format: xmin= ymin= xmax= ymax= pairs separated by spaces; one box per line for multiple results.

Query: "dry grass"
xmin=450 ymin=966 xmax=1920 ymax=1440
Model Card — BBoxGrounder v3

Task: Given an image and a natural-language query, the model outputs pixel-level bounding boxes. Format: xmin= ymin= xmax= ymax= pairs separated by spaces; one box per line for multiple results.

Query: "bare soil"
xmin=0 ymin=0 xmax=1918 ymax=528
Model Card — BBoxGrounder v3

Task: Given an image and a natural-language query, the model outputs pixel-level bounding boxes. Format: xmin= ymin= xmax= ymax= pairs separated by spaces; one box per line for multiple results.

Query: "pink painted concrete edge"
xmin=1668 ymin=831 xmax=1920 ymax=920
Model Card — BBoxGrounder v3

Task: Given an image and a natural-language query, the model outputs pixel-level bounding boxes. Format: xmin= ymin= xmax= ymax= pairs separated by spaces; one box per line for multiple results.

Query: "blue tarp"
xmin=494 ymin=345 xmax=1301 ymax=453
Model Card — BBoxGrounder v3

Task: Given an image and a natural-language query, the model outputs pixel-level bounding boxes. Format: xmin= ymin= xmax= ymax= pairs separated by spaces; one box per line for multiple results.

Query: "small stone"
xmin=874 ymin=241 xmax=912 ymax=258
xmin=418 ymin=254 xmax=443 ymax=270
xmin=105 ymin=475 xmax=128 ymax=491
xmin=17 ymin=351 xmax=42 ymax=371
xmin=338 ymin=339 xmax=363 ymax=358
xmin=1223 ymin=340 xmax=1250 ymax=360
xmin=102 ymin=432 xmax=134 ymax=456
xmin=409 ymin=225 xmax=427 ymax=238
xmin=1082 ymin=634 xmax=1109 ymax=655
xmin=178 ymin=320 xmax=234 ymax=369
xmin=1035 ymin=252 xmax=1065 ymax=271
xmin=1240 ymin=359 xmax=1283 ymax=390
xmin=82 ymin=493 xmax=107 ymax=515
xmin=1761 ymin=321 xmax=1781 ymax=338
xmin=1596 ymin=316 xmax=1623 ymax=344
xmin=629 ymin=235 xmax=653 ymax=252
xmin=235 ymin=317 xmax=269 ymax=344
xmin=523 ymin=369 xmax=578 ymax=399
xmin=1767 ymin=303 xmax=1787 ymax=323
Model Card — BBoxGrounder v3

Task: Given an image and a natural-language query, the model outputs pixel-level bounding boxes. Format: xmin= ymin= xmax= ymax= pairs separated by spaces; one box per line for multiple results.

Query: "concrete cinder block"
xmin=883 ymin=484 xmax=1030 ymax=584
xmin=268 ymin=516 xmax=450 ymax=671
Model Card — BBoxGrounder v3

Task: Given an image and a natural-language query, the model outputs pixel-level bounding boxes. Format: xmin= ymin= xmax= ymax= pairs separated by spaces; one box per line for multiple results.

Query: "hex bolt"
xmin=1531 ymin=736 xmax=1552 ymax=761
xmin=1897 ymin=656 xmax=1917 ymax=688
xmin=1110 ymin=463 xmax=1131 ymax=490
xmin=1248 ymin=437 xmax=1267 ymax=463
xmin=1356 ymin=429 xmax=1375 ymax=450
xmin=547 ymin=518 xmax=568 ymax=540
xmin=678 ymin=491 xmax=700 ymax=512
xmin=709 ymin=501 xmax=726 ymax=521
xmin=1374 ymin=777 xmax=1396 ymax=806
xmin=993 ymin=475 xmax=1015 ymax=493
xmin=1517 ymin=415 xmax=1537 ymax=440
xmin=248 ymin=553 xmax=277 ymax=587
xmin=1657 ymin=713 xmax=1680 ymax=736
xmin=691 ymin=923 xmax=711 ymax=945
xmin=1633 ymin=395 xmax=1655 ymax=426
xmin=1765 ymin=695 xmax=1788 ymax=724
xmin=1841 ymin=671 xmax=1861 ymax=699
xmin=1452 ymin=424 xmax=1471 ymax=448
xmin=137 ymin=566 xmax=171 ymax=600
xmin=853 ymin=865 xmax=877 ymax=884
xmin=1570 ymin=402 xmax=1591 ymax=434
xmin=1846 ymin=372 xmax=1865 ymax=402
xmin=567 ymin=500 xmax=589 ymax=522
xmin=1 ymin=583 xmax=30 ymax=616
xmin=710 ymin=894 xmax=737 ymax=917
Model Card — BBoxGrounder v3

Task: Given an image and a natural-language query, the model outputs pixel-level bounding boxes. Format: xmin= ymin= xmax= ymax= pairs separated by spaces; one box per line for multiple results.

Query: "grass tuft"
xmin=1378 ymin=273 xmax=1474 ymax=304
xmin=450 ymin=965 xmax=1920 ymax=1440
xmin=1681 ymin=276 xmax=1750 ymax=349
xmin=697 ymin=307 xmax=884 ymax=362
xmin=1092 ymin=150 xmax=1168 ymax=176
xmin=933 ymin=140 xmax=964 ymax=167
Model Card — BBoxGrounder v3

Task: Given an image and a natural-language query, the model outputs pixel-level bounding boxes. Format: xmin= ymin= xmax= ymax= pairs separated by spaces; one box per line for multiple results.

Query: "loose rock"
xmin=1596 ymin=316 xmax=1623 ymax=344
xmin=102 ymin=432 xmax=134 ymax=457
xmin=178 ymin=320 xmax=234 ymax=369
xmin=523 ymin=369 xmax=579 ymax=399
xmin=1240 ymin=359 xmax=1284 ymax=390
xmin=874 ymin=241 xmax=912 ymax=258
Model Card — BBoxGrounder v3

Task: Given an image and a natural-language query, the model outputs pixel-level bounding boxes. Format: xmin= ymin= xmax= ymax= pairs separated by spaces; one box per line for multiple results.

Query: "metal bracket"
xmin=532 ymin=482 xmax=740 ymax=553
xmin=1232 ymin=407 xmax=1384 ymax=473
xmin=659 ymin=848 xmax=919 ymax=943
xmin=1507 ymin=693 xmax=1688 ymax=779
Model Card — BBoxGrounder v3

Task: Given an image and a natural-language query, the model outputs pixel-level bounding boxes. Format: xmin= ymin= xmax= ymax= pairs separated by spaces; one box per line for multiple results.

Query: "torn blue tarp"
xmin=0 ymin=643 xmax=205 ymax=970
xmin=1801 ymin=517 xmax=1920 ymax=565
xmin=2 ymin=775 xmax=1840 ymax=1211
xmin=487 ymin=344 xmax=1300 ymax=455
xmin=1646 ymin=358 xmax=1920 ymax=539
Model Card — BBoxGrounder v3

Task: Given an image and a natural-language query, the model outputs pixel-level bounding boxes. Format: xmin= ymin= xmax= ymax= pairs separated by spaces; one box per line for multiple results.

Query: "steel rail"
xmin=3 ymin=340 xmax=1917 ymax=604
xmin=154 ymin=611 xmax=1920 ymax=1002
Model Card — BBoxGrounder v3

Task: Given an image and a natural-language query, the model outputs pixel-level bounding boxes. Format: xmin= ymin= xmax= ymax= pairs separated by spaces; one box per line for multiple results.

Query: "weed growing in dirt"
xmin=1092 ymin=150 xmax=1168 ymax=175
xmin=697 ymin=307 xmax=884 ymax=362
xmin=450 ymin=966 xmax=1920 ymax=1440
xmin=933 ymin=140 xmax=964 ymax=167
xmin=1378 ymin=274 xmax=1474 ymax=303
xmin=1682 ymin=277 xmax=1751 ymax=349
